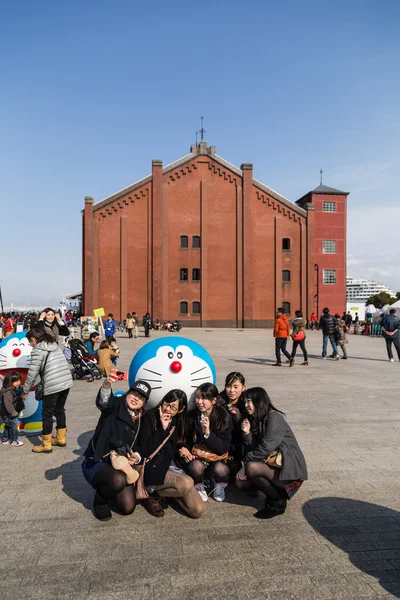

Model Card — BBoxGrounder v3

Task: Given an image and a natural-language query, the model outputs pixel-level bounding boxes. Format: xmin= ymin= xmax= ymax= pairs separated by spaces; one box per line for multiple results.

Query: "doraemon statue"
xmin=0 ymin=332 xmax=42 ymax=434
xmin=129 ymin=337 xmax=216 ymax=410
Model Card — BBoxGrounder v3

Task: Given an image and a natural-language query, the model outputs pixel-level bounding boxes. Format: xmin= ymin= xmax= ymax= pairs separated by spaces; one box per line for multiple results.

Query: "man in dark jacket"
xmin=319 ymin=307 xmax=340 ymax=360
xmin=380 ymin=308 xmax=400 ymax=362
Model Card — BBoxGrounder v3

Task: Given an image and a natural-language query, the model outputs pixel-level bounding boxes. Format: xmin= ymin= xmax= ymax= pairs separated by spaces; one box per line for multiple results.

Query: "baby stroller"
xmin=65 ymin=338 xmax=102 ymax=382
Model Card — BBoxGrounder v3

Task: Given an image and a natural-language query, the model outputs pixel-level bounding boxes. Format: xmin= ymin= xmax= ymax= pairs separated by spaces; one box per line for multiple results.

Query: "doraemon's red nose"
xmin=170 ymin=361 xmax=182 ymax=374
xmin=12 ymin=348 xmax=21 ymax=357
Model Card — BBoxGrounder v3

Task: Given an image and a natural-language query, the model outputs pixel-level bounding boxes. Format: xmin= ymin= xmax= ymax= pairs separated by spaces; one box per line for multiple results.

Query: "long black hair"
xmin=244 ymin=387 xmax=284 ymax=427
xmin=196 ymin=382 xmax=229 ymax=432
xmin=152 ymin=389 xmax=188 ymax=444
xmin=26 ymin=328 xmax=54 ymax=344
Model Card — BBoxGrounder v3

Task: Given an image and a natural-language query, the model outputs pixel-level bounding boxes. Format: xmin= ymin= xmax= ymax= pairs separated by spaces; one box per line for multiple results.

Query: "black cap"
xmin=128 ymin=380 xmax=151 ymax=401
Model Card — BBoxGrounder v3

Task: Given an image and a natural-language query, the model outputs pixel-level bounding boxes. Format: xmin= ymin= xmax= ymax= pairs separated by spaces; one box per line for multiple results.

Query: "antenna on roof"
xmin=195 ymin=131 xmax=198 ymax=145
xmin=320 ymin=169 xmax=323 ymax=185
xmin=200 ymin=116 xmax=206 ymax=142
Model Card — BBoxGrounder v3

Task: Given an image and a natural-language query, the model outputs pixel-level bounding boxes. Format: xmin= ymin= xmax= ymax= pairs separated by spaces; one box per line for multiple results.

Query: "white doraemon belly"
xmin=135 ymin=344 xmax=213 ymax=410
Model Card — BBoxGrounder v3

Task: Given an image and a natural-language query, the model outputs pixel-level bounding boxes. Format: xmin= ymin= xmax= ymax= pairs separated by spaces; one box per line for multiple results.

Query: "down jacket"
xmin=23 ymin=341 xmax=73 ymax=397
xmin=274 ymin=314 xmax=290 ymax=338
xmin=319 ymin=313 xmax=337 ymax=336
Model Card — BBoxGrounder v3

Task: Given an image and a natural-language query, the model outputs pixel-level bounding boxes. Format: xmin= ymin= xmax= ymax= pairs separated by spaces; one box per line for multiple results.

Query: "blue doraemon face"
xmin=0 ymin=332 xmax=42 ymax=435
xmin=129 ymin=337 xmax=216 ymax=410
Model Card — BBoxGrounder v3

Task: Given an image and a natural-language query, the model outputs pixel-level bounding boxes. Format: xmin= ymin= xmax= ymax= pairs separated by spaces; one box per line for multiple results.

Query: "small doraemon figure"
xmin=0 ymin=332 xmax=42 ymax=434
xmin=129 ymin=337 xmax=216 ymax=410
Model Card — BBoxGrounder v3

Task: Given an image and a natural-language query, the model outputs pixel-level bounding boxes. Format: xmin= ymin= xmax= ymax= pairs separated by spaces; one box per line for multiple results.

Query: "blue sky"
xmin=1 ymin=0 xmax=399 ymax=307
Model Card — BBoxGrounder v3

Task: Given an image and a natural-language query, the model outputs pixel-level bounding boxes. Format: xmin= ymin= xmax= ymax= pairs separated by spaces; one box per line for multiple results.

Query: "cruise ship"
xmin=346 ymin=277 xmax=397 ymax=302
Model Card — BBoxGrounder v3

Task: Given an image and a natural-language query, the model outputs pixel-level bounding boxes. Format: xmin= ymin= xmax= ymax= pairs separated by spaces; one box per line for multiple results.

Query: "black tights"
xmin=185 ymin=459 xmax=230 ymax=485
xmin=92 ymin=464 xmax=136 ymax=515
xmin=235 ymin=461 xmax=287 ymax=500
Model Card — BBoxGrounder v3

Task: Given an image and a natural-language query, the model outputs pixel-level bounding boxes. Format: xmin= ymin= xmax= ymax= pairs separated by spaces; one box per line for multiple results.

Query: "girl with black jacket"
xmin=180 ymin=382 xmax=233 ymax=503
xmin=236 ymin=387 xmax=307 ymax=519
xmin=138 ymin=390 xmax=204 ymax=519
xmin=37 ymin=308 xmax=70 ymax=342
xmin=82 ymin=377 xmax=151 ymax=521
xmin=219 ymin=372 xmax=246 ymax=476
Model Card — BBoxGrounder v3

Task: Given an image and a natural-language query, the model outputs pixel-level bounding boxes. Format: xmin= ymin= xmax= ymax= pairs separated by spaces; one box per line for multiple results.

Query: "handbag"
xmin=35 ymin=351 xmax=50 ymax=401
xmin=264 ymin=449 xmax=283 ymax=468
xmin=191 ymin=442 xmax=229 ymax=463
xmin=293 ymin=330 xmax=305 ymax=341
xmin=135 ymin=426 xmax=176 ymax=500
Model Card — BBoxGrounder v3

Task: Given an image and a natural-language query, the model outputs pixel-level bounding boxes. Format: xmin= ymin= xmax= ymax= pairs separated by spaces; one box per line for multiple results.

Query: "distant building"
xmin=82 ymin=141 xmax=349 ymax=326
xmin=346 ymin=277 xmax=396 ymax=303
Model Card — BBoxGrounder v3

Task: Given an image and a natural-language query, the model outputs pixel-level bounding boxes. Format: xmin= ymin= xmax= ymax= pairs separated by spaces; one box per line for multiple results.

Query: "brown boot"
xmin=51 ymin=427 xmax=67 ymax=447
xmin=145 ymin=494 xmax=165 ymax=517
xmin=32 ymin=433 xmax=53 ymax=454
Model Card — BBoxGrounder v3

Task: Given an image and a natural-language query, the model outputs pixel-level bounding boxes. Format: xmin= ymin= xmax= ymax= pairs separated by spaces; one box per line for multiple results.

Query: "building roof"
xmin=311 ymin=184 xmax=349 ymax=195
xmin=91 ymin=144 xmax=306 ymax=217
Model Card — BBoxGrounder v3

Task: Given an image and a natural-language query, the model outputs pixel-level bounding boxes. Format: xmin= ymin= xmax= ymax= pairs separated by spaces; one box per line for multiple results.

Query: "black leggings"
xmin=291 ymin=339 xmax=308 ymax=361
xmin=92 ymin=463 xmax=136 ymax=515
xmin=235 ymin=461 xmax=287 ymax=500
xmin=185 ymin=459 xmax=230 ymax=485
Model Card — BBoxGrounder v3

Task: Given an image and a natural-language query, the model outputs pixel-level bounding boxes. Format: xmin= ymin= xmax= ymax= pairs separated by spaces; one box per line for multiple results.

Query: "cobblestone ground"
xmin=1 ymin=329 xmax=400 ymax=599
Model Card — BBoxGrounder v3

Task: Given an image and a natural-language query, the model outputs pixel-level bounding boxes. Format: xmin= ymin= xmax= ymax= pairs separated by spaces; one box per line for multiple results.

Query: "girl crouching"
xmin=236 ymin=387 xmax=307 ymax=518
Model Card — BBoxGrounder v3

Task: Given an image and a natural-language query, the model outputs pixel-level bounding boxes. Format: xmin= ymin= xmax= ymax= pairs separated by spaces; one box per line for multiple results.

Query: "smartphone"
xmin=110 ymin=369 xmax=128 ymax=381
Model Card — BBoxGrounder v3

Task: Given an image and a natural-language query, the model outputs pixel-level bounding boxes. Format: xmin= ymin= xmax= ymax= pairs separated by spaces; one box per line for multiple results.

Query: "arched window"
xmin=282 ymin=238 xmax=291 ymax=251
xmin=180 ymin=235 xmax=188 ymax=249
xmin=180 ymin=268 xmax=188 ymax=281
xmin=282 ymin=302 xmax=290 ymax=315
xmin=180 ymin=301 xmax=188 ymax=314
xmin=193 ymin=236 xmax=201 ymax=249
xmin=282 ymin=270 xmax=291 ymax=282
xmin=192 ymin=301 xmax=201 ymax=314
xmin=192 ymin=268 xmax=201 ymax=281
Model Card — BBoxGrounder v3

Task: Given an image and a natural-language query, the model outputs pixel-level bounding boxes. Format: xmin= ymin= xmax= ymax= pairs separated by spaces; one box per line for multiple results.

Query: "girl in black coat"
xmin=180 ymin=383 xmax=233 ymax=503
xmin=138 ymin=390 xmax=204 ymax=519
xmin=37 ymin=307 xmax=70 ymax=342
xmin=82 ymin=377 xmax=151 ymax=521
xmin=236 ymin=387 xmax=307 ymax=519
xmin=219 ymin=372 xmax=247 ymax=476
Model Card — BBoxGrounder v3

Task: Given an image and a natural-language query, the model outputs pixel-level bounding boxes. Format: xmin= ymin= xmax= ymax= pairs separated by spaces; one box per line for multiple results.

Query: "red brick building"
xmin=82 ymin=141 xmax=348 ymax=327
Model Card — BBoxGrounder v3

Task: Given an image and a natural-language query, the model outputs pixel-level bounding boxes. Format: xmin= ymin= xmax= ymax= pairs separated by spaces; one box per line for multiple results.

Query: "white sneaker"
xmin=390 ymin=358 xmax=395 ymax=362
xmin=196 ymin=485 xmax=208 ymax=502
xmin=10 ymin=439 xmax=24 ymax=447
xmin=335 ymin=355 xmax=340 ymax=361
xmin=212 ymin=484 xmax=226 ymax=502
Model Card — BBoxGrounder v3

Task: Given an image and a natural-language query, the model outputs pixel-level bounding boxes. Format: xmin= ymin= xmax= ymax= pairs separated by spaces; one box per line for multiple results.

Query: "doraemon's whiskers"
xmin=142 ymin=379 xmax=162 ymax=382
xmin=191 ymin=376 xmax=211 ymax=382
xmin=190 ymin=366 xmax=206 ymax=376
xmin=143 ymin=368 xmax=162 ymax=376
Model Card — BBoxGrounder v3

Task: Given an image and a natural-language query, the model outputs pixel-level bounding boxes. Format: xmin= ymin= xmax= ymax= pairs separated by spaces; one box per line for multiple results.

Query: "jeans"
xmin=291 ymin=339 xmax=308 ymax=361
xmin=322 ymin=335 xmax=339 ymax=357
xmin=384 ymin=336 xmax=400 ymax=360
xmin=3 ymin=415 xmax=19 ymax=442
xmin=42 ymin=388 xmax=70 ymax=435
xmin=275 ymin=338 xmax=291 ymax=363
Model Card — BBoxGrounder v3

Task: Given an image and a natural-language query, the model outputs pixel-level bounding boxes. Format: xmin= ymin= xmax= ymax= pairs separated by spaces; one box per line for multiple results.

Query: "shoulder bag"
xmin=191 ymin=443 xmax=229 ymax=463
xmin=135 ymin=426 xmax=176 ymax=500
xmin=35 ymin=351 xmax=50 ymax=401
xmin=293 ymin=330 xmax=305 ymax=341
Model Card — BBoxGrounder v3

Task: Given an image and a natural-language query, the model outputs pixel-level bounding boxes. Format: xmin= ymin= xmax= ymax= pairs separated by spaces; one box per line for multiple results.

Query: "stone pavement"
xmin=1 ymin=329 xmax=400 ymax=600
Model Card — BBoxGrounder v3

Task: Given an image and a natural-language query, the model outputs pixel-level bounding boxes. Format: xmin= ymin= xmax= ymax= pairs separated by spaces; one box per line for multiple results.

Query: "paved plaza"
xmin=1 ymin=328 xmax=400 ymax=600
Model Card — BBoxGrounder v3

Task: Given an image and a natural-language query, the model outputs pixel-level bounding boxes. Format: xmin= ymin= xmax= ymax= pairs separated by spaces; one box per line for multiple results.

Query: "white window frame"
xmin=323 ymin=240 xmax=336 ymax=254
xmin=323 ymin=269 xmax=336 ymax=284
xmin=323 ymin=201 xmax=336 ymax=212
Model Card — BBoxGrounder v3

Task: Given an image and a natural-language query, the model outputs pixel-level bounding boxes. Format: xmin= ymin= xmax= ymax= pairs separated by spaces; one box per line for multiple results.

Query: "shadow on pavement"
xmin=45 ymin=430 xmax=94 ymax=509
xmin=303 ymin=497 xmax=400 ymax=598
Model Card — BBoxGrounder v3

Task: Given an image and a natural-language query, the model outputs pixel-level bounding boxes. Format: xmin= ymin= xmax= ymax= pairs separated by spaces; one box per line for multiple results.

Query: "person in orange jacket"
xmin=273 ymin=307 xmax=291 ymax=366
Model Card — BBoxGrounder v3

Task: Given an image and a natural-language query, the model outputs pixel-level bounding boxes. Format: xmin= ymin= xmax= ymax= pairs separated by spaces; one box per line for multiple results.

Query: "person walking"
xmin=334 ymin=313 xmax=349 ymax=359
xmin=132 ymin=312 xmax=139 ymax=338
xmin=126 ymin=313 xmax=134 ymax=339
xmin=309 ymin=312 xmax=317 ymax=331
xmin=273 ymin=307 xmax=291 ymax=366
xmin=319 ymin=307 xmax=340 ymax=360
xmin=345 ymin=311 xmax=353 ymax=330
xmin=289 ymin=310 xmax=308 ymax=366
xmin=380 ymin=308 xmax=400 ymax=362
xmin=23 ymin=328 xmax=73 ymax=453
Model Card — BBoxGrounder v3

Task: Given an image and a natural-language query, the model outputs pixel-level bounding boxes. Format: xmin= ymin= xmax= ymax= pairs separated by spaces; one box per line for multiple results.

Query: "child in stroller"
xmin=65 ymin=338 xmax=102 ymax=382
